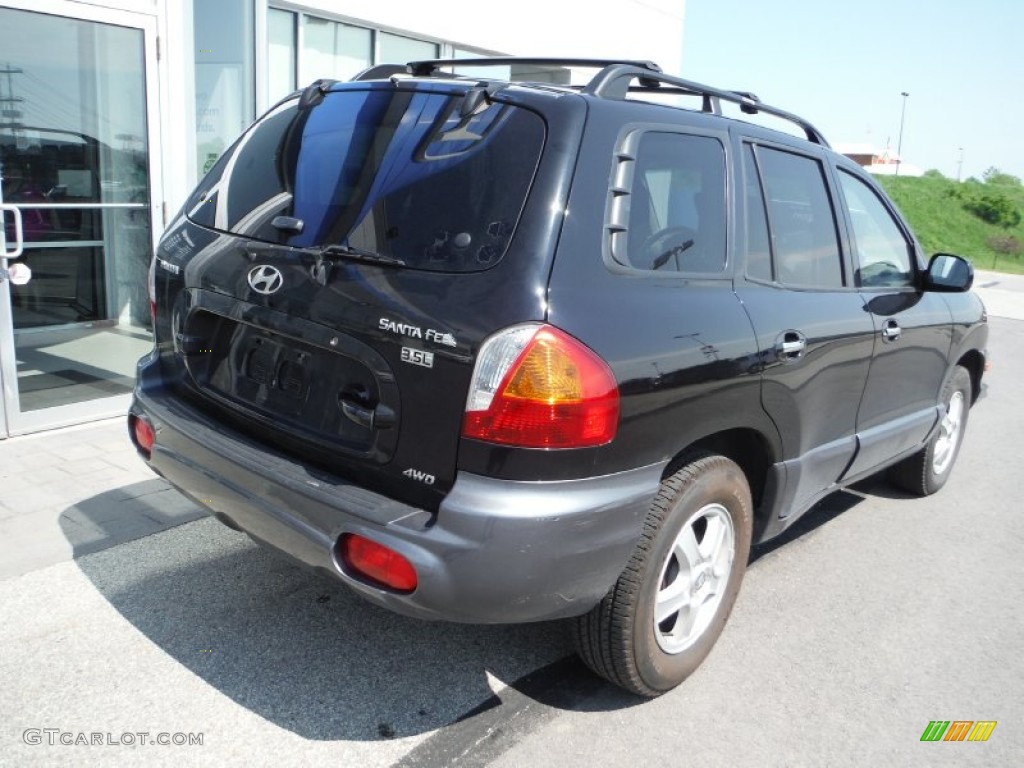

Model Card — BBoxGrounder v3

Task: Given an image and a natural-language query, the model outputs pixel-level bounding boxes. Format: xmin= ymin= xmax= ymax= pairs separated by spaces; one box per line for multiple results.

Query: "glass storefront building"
xmin=0 ymin=0 xmax=684 ymax=437
xmin=0 ymin=2 xmax=159 ymax=436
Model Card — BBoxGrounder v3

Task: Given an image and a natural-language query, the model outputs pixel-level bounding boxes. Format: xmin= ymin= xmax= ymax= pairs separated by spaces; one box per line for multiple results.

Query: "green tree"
xmin=982 ymin=167 xmax=1022 ymax=187
xmin=962 ymin=191 xmax=1021 ymax=229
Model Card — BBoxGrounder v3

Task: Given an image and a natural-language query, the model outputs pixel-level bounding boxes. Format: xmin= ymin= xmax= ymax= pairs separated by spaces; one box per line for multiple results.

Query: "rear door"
xmin=155 ymin=84 xmax=559 ymax=507
xmin=832 ymin=166 xmax=952 ymax=477
xmin=734 ymin=141 xmax=874 ymax=514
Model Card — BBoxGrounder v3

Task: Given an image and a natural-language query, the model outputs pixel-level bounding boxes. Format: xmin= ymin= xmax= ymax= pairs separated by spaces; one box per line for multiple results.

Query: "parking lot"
xmin=1 ymin=273 xmax=1022 ymax=767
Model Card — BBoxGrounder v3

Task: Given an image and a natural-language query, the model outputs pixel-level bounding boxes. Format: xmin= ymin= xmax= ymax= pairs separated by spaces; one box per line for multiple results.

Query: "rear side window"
xmin=837 ymin=170 xmax=914 ymax=287
xmin=751 ymin=146 xmax=844 ymax=289
xmin=618 ymin=132 xmax=727 ymax=273
xmin=184 ymin=87 xmax=545 ymax=272
xmin=742 ymin=145 xmax=772 ymax=281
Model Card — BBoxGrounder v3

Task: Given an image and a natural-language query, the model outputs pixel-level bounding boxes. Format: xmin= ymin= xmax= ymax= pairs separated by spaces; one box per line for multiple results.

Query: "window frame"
xmin=603 ymin=122 xmax=733 ymax=279
xmin=741 ymin=139 xmax=855 ymax=292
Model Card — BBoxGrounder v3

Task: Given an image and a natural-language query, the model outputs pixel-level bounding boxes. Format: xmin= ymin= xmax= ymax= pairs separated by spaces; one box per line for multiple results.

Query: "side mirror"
xmin=924 ymin=253 xmax=973 ymax=292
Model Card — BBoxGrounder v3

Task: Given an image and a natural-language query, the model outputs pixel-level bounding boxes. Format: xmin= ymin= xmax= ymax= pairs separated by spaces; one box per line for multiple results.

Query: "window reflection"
xmin=268 ymin=8 xmax=297 ymax=103
xmin=301 ymin=16 xmax=372 ymax=82
xmin=379 ymin=33 xmax=438 ymax=64
xmin=0 ymin=7 xmax=152 ymax=332
xmin=194 ymin=0 xmax=255 ymax=177
xmin=757 ymin=148 xmax=844 ymax=289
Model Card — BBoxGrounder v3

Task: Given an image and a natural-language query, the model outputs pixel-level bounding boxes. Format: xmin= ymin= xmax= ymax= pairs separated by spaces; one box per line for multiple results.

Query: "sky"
xmin=682 ymin=0 xmax=1023 ymax=181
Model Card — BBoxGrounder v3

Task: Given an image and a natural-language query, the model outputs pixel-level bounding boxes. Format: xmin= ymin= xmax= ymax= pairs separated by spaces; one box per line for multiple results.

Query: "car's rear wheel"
xmin=573 ymin=453 xmax=752 ymax=696
xmin=889 ymin=365 xmax=972 ymax=496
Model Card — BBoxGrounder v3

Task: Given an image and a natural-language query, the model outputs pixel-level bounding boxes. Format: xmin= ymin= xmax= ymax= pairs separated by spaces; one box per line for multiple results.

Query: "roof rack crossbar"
xmin=406 ymin=57 xmax=663 ymax=77
xmin=585 ymin=65 xmax=829 ymax=146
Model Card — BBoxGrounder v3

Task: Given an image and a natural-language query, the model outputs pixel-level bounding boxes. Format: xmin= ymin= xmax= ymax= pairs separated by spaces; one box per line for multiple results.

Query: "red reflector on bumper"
xmin=129 ymin=414 xmax=155 ymax=455
xmin=340 ymin=534 xmax=418 ymax=593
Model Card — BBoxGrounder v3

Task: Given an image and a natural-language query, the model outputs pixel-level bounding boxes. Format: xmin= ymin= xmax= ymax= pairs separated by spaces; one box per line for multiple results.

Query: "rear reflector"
xmin=147 ymin=253 xmax=157 ymax=327
xmin=463 ymin=324 xmax=619 ymax=448
xmin=339 ymin=534 xmax=418 ymax=593
xmin=129 ymin=414 xmax=155 ymax=456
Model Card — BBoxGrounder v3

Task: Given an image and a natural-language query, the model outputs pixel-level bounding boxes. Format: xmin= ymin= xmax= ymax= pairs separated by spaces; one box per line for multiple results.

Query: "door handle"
xmin=775 ymin=330 xmax=807 ymax=362
xmin=882 ymin=319 xmax=901 ymax=342
xmin=0 ymin=204 xmax=24 ymax=259
xmin=339 ymin=396 xmax=396 ymax=430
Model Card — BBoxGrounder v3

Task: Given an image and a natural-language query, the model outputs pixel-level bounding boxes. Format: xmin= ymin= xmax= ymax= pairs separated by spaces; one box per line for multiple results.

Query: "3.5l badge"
xmin=401 ymin=347 xmax=434 ymax=368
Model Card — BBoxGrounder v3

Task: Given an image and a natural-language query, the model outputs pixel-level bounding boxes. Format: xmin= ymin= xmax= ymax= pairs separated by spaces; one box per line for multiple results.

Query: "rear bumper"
xmin=130 ymin=381 xmax=663 ymax=624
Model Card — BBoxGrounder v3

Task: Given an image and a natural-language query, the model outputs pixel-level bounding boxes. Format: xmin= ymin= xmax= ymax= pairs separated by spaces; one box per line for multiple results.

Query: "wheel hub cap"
xmin=932 ymin=391 xmax=964 ymax=475
xmin=654 ymin=502 xmax=736 ymax=655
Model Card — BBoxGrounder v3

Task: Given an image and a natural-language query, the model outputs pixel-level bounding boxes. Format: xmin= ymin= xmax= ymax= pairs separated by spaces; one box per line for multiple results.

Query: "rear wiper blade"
xmin=319 ymin=244 xmax=406 ymax=267
xmin=243 ymin=241 xmax=405 ymax=269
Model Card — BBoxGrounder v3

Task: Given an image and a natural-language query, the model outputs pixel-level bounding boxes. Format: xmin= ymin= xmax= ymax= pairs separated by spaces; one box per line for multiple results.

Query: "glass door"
xmin=0 ymin=2 xmax=160 ymax=437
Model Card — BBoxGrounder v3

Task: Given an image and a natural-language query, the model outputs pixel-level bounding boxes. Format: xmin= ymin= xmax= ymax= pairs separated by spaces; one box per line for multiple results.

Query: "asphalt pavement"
xmin=973 ymin=268 xmax=1024 ymax=320
xmin=1 ymin=277 xmax=1021 ymax=767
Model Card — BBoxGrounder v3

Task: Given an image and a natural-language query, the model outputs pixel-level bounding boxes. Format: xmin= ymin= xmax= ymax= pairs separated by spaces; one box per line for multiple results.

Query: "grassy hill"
xmin=876 ymin=173 xmax=1024 ymax=274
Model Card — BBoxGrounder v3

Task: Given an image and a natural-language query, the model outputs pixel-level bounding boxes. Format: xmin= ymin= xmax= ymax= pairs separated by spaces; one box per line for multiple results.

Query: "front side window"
xmin=185 ymin=88 xmax=545 ymax=273
xmin=621 ymin=132 xmax=727 ymax=273
xmin=838 ymin=171 xmax=914 ymax=287
xmin=757 ymin=147 xmax=844 ymax=289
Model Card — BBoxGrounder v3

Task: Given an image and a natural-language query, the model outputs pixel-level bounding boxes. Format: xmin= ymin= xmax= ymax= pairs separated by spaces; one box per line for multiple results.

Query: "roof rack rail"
xmin=586 ymin=64 xmax=829 ymax=146
xmin=353 ymin=58 xmax=827 ymax=146
xmin=405 ymin=57 xmax=662 ymax=78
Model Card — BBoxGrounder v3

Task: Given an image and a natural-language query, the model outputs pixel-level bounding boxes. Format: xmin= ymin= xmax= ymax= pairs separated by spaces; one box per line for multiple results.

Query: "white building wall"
xmin=279 ymin=0 xmax=686 ymax=74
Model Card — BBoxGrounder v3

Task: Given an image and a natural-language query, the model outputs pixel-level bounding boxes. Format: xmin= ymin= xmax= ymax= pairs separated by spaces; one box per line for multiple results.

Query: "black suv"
xmin=130 ymin=58 xmax=987 ymax=696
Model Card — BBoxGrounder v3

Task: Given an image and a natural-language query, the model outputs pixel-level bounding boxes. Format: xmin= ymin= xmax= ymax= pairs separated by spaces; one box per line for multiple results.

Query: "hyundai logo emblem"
xmin=247 ymin=265 xmax=283 ymax=295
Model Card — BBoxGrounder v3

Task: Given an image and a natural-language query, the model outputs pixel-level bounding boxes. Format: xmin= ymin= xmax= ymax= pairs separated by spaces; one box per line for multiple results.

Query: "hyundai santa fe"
xmin=129 ymin=57 xmax=987 ymax=696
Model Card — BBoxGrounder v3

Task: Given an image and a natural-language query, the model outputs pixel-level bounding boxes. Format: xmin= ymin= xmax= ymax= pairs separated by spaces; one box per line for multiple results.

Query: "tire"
xmin=573 ymin=453 xmax=753 ymax=697
xmin=888 ymin=365 xmax=972 ymax=496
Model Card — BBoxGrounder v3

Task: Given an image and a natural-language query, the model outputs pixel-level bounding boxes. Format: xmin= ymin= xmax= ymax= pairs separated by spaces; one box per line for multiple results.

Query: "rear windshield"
xmin=184 ymin=87 xmax=546 ymax=272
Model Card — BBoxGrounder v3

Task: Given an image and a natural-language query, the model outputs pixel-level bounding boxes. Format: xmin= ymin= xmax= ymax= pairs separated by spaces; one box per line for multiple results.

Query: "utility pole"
xmin=896 ymin=91 xmax=909 ymax=177
xmin=0 ymin=63 xmax=25 ymax=160
xmin=0 ymin=63 xmax=24 ymax=126
xmin=957 ymin=147 xmax=964 ymax=182
xmin=0 ymin=63 xmax=25 ymax=199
